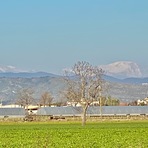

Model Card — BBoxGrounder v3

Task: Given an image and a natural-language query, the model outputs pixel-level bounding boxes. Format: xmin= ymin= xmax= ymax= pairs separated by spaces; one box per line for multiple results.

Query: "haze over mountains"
xmin=0 ymin=65 xmax=58 ymax=78
xmin=0 ymin=61 xmax=148 ymax=86
xmin=0 ymin=61 xmax=143 ymax=78
xmin=0 ymin=61 xmax=148 ymax=104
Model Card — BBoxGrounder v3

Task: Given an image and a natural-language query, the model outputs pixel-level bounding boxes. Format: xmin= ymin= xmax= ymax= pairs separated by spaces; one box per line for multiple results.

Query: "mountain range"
xmin=0 ymin=72 xmax=58 ymax=78
xmin=0 ymin=61 xmax=144 ymax=78
xmin=0 ymin=75 xmax=148 ymax=105
xmin=0 ymin=61 xmax=148 ymax=104
xmin=0 ymin=61 xmax=148 ymax=84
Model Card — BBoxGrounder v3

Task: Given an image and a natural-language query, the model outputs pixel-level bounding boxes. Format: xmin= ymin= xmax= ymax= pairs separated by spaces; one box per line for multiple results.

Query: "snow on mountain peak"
xmin=0 ymin=65 xmax=27 ymax=73
xmin=100 ymin=61 xmax=142 ymax=78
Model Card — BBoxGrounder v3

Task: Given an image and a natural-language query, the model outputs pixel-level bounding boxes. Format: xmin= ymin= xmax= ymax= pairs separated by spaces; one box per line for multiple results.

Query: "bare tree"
xmin=40 ymin=91 xmax=53 ymax=107
xmin=16 ymin=88 xmax=34 ymax=109
xmin=64 ymin=61 xmax=104 ymax=126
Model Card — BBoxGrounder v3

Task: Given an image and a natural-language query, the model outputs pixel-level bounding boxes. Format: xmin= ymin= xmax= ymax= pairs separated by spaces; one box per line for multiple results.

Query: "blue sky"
xmin=0 ymin=0 xmax=148 ymax=74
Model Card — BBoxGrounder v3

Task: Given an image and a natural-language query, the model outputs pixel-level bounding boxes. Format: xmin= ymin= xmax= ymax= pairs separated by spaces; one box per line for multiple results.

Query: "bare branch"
xmin=63 ymin=61 xmax=105 ymax=126
xmin=40 ymin=91 xmax=53 ymax=107
xmin=16 ymin=88 xmax=34 ymax=108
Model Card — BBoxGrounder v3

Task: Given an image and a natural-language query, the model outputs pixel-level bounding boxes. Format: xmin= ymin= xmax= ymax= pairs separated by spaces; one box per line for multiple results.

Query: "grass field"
xmin=0 ymin=121 xmax=147 ymax=148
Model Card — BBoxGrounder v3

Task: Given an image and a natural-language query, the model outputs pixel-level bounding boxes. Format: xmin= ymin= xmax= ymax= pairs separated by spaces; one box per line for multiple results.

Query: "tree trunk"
xmin=82 ymin=105 xmax=88 ymax=126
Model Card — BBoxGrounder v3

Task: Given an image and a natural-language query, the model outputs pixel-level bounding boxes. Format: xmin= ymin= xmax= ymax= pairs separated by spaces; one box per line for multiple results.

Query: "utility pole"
xmin=0 ymin=98 xmax=2 ymax=107
xmin=99 ymin=86 xmax=102 ymax=117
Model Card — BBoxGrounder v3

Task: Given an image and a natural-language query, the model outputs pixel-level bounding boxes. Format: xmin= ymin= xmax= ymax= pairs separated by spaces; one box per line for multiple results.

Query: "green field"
xmin=0 ymin=121 xmax=147 ymax=148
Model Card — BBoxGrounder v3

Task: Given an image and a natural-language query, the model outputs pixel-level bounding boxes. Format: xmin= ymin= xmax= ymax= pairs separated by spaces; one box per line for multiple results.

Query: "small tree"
xmin=55 ymin=99 xmax=67 ymax=107
xmin=64 ymin=61 xmax=104 ymax=126
xmin=40 ymin=91 xmax=53 ymax=107
xmin=105 ymin=96 xmax=120 ymax=106
xmin=16 ymin=88 xmax=34 ymax=109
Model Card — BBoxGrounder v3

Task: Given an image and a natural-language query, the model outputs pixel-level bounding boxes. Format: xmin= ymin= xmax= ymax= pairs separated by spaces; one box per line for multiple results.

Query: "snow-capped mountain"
xmin=0 ymin=65 xmax=59 ymax=78
xmin=0 ymin=65 xmax=27 ymax=73
xmin=100 ymin=61 xmax=142 ymax=79
xmin=0 ymin=62 xmax=144 ymax=79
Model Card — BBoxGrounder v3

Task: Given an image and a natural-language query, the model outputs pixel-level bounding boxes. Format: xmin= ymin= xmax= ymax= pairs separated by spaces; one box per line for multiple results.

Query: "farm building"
xmin=37 ymin=106 xmax=81 ymax=116
xmin=86 ymin=106 xmax=148 ymax=115
xmin=37 ymin=106 xmax=148 ymax=116
xmin=0 ymin=108 xmax=26 ymax=118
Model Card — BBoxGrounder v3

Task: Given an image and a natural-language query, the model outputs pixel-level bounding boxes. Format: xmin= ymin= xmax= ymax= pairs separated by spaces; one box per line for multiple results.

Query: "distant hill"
xmin=0 ymin=65 xmax=59 ymax=78
xmin=104 ymin=75 xmax=148 ymax=84
xmin=1 ymin=72 xmax=148 ymax=84
xmin=0 ymin=76 xmax=66 ymax=105
xmin=123 ymin=77 xmax=148 ymax=84
xmin=100 ymin=61 xmax=142 ymax=79
xmin=0 ymin=75 xmax=148 ymax=105
xmin=0 ymin=64 xmax=148 ymax=104
xmin=0 ymin=72 xmax=59 ymax=78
